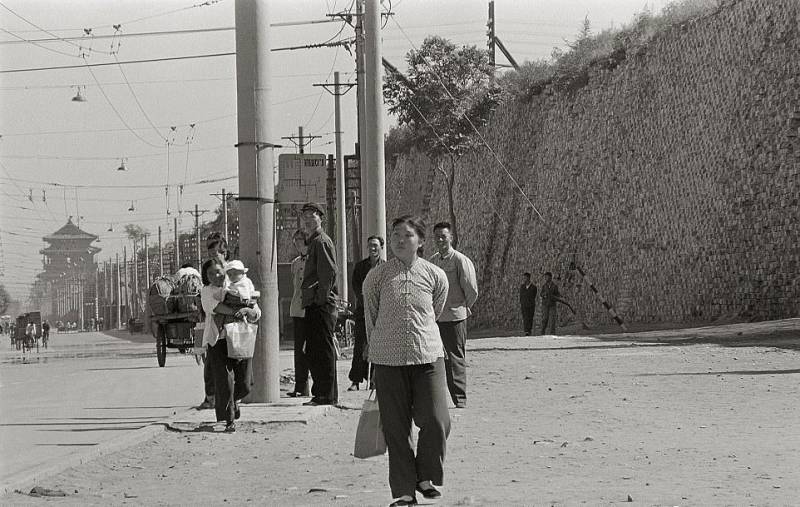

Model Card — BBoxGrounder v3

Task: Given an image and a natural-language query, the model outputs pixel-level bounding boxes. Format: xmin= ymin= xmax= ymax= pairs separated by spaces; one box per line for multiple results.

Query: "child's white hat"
xmin=225 ymin=260 xmax=248 ymax=273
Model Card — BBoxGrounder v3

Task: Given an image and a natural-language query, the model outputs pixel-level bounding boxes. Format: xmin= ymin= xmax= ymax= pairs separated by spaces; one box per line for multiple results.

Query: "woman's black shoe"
xmin=415 ymin=483 xmax=441 ymax=499
xmin=224 ymin=422 xmax=236 ymax=433
xmin=389 ymin=496 xmax=417 ymax=506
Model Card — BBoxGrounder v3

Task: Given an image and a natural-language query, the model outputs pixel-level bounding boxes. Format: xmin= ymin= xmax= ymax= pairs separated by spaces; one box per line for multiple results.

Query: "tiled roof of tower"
xmin=43 ymin=217 xmax=98 ymax=243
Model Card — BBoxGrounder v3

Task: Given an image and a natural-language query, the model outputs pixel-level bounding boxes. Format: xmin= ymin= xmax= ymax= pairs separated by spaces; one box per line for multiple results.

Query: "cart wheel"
xmin=156 ymin=328 xmax=167 ymax=367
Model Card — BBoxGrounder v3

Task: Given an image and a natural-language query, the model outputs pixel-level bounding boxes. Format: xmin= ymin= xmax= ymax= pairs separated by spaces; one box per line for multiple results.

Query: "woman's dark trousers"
xmin=304 ymin=305 xmax=338 ymax=404
xmin=208 ymin=338 xmax=251 ymax=423
xmin=293 ymin=317 xmax=310 ymax=395
xmin=374 ymin=358 xmax=451 ymax=499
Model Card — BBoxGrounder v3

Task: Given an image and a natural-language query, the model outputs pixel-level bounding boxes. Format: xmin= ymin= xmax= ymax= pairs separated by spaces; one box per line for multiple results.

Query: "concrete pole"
xmin=222 ymin=189 xmax=229 ymax=244
xmin=364 ymin=0 xmax=387 ymax=256
xmin=298 ymin=126 xmax=304 ymax=154
xmin=235 ymin=0 xmax=279 ymax=402
xmin=355 ymin=0 xmax=369 ymax=258
xmin=333 ymin=71 xmax=349 ymax=301
xmin=144 ymin=233 xmax=150 ymax=286
xmin=132 ymin=240 xmax=138 ymax=316
xmin=123 ymin=246 xmax=129 ymax=323
xmin=158 ymin=226 xmax=163 ymax=276
xmin=194 ymin=203 xmax=201 ymax=268
xmin=116 ymin=253 xmax=121 ymax=329
xmin=174 ymin=217 xmax=179 ymax=272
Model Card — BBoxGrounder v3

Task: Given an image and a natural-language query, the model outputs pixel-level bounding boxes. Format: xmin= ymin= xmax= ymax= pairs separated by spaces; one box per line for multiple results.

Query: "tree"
xmin=0 ymin=283 xmax=11 ymax=315
xmin=124 ymin=224 xmax=148 ymax=242
xmin=384 ymin=35 xmax=500 ymax=247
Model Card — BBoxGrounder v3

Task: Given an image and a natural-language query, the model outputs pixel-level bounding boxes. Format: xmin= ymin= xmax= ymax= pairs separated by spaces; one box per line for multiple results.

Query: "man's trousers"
xmin=540 ymin=305 xmax=558 ymax=335
xmin=304 ymin=306 xmax=338 ymax=404
xmin=521 ymin=306 xmax=535 ymax=336
xmin=437 ymin=319 xmax=467 ymax=406
xmin=292 ymin=317 xmax=310 ymax=395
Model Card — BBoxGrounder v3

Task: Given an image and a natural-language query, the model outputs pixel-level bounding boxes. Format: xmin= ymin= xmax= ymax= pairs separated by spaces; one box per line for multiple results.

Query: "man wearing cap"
xmin=299 ymin=202 xmax=339 ymax=406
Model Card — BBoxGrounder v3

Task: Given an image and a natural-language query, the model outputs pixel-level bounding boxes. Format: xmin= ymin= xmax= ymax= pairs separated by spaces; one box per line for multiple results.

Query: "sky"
xmin=0 ymin=0 xmax=673 ymax=304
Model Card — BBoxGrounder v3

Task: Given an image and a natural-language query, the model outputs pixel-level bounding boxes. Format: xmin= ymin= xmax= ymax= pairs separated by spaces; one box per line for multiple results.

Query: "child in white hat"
xmin=224 ymin=260 xmax=259 ymax=306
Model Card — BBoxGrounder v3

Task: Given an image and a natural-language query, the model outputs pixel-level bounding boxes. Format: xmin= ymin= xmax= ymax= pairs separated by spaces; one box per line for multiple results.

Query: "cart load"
xmin=146 ymin=271 xmax=203 ymax=367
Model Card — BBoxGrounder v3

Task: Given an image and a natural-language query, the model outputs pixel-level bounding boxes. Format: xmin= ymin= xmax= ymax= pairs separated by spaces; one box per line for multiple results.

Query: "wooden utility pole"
xmin=235 ymin=0 xmax=280 ymax=402
xmin=364 ymin=0 xmax=387 ymax=255
xmin=123 ymin=246 xmax=129 ymax=324
xmin=211 ymin=189 xmax=237 ymax=244
xmin=158 ymin=226 xmax=163 ymax=276
xmin=132 ymin=239 xmax=138 ymax=317
xmin=488 ymin=0 xmax=495 ymax=71
xmin=282 ymin=126 xmax=319 ymax=154
xmin=173 ymin=217 xmax=180 ymax=271
xmin=115 ymin=253 xmax=121 ymax=329
xmin=185 ymin=204 xmax=209 ymax=268
xmin=314 ymin=71 xmax=356 ymax=299
xmin=355 ymin=0 xmax=369 ymax=257
xmin=144 ymin=233 xmax=150 ymax=287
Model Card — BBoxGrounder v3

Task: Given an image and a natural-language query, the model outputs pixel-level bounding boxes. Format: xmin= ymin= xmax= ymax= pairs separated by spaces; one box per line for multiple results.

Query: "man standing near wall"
xmin=519 ymin=272 xmax=537 ymax=336
xmin=347 ymin=235 xmax=385 ymax=391
xmin=540 ymin=272 xmax=561 ymax=335
xmin=430 ymin=222 xmax=478 ymax=409
xmin=300 ymin=203 xmax=339 ymax=406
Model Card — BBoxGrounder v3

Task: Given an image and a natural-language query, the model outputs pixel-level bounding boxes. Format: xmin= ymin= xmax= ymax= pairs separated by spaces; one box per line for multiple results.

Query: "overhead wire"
xmin=113 ymin=53 xmax=169 ymax=144
xmin=0 ymin=0 xmax=115 ymax=56
xmin=0 ymin=27 xmax=83 ymax=58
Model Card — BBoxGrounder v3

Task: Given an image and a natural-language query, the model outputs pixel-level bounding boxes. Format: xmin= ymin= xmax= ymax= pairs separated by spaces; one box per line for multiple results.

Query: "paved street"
xmin=0 ymin=330 xmax=292 ymax=488
xmin=1 ymin=320 xmax=798 ymax=505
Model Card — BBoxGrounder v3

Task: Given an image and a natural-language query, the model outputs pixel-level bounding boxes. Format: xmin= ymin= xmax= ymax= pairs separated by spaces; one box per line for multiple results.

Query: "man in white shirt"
xmin=429 ymin=222 xmax=478 ymax=409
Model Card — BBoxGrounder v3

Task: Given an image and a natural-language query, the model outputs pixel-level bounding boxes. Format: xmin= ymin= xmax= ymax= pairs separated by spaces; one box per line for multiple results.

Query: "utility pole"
xmin=364 ymin=0 xmax=386 ymax=256
xmin=282 ymin=126 xmax=320 ymax=154
xmin=174 ymin=217 xmax=180 ymax=271
xmin=144 ymin=233 xmax=150 ymax=287
xmin=123 ymin=246 xmax=129 ymax=324
xmin=355 ymin=0 xmax=369 ymax=257
xmin=186 ymin=204 xmax=210 ymax=268
xmin=235 ymin=0 xmax=280 ymax=402
xmin=488 ymin=0 xmax=495 ymax=72
xmin=115 ymin=253 xmax=121 ymax=329
xmin=314 ymin=71 xmax=356 ymax=299
xmin=158 ymin=226 xmax=163 ymax=276
xmin=211 ymin=188 xmax=237 ymax=244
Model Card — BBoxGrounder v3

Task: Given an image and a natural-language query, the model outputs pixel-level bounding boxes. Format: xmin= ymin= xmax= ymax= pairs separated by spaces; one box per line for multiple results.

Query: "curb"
xmin=0 ymin=407 xmax=195 ymax=496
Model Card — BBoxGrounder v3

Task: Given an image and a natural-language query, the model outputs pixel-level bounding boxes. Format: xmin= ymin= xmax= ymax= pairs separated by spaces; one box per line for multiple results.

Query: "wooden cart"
xmin=149 ymin=312 xmax=197 ymax=367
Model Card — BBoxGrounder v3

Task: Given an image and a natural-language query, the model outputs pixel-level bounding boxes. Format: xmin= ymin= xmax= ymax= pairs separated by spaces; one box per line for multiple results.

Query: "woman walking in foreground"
xmin=362 ymin=215 xmax=451 ymax=506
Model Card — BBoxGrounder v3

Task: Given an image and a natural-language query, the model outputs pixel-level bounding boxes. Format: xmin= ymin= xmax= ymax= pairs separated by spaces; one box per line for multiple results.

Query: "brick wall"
xmin=386 ymin=0 xmax=800 ymax=330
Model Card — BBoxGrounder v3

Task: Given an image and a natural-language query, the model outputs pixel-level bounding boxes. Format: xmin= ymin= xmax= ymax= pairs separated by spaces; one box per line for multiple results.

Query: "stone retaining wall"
xmin=386 ymin=0 xmax=800 ymax=330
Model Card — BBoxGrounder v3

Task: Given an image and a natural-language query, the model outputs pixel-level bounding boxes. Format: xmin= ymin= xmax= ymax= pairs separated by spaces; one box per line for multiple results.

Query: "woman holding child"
xmin=200 ymin=257 xmax=260 ymax=432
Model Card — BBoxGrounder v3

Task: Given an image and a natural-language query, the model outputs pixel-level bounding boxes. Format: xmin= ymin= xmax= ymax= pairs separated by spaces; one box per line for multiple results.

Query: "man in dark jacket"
xmin=347 ymin=235 xmax=385 ymax=391
xmin=299 ymin=202 xmax=339 ymax=406
xmin=519 ymin=272 xmax=537 ymax=336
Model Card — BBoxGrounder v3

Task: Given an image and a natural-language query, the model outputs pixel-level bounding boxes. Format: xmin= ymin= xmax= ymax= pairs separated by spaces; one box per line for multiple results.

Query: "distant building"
xmin=38 ymin=217 xmax=101 ymax=327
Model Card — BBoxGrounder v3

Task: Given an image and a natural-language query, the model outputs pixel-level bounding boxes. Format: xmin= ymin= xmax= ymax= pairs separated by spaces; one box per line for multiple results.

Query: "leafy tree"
xmin=124 ymin=224 xmax=148 ymax=242
xmin=384 ymin=35 xmax=500 ymax=247
xmin=0 ymin=283 xmax=11 ymax=314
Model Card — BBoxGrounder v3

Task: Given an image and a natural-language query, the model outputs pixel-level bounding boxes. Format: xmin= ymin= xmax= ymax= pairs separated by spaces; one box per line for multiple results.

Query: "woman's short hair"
xmin=391 ymin=215 xmax=426 ymax=241
xmin=367 ymin=235 xmax=385 ymax=247
xmin=201 ymin=258 xmax=224 ymax=286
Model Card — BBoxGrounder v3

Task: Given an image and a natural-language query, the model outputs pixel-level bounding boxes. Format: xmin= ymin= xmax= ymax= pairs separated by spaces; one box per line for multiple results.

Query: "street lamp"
xmin=128 ymin=201 xmax=135 ymax=212
xmin=117 ymin=158 xmax=127 ymax=171
xmin=72 ymin=85 xmax=87 ymax=102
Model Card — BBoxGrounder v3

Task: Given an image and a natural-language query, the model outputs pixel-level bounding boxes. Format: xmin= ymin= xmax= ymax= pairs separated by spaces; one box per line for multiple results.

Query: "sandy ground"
xmin=3 ymin=322 xmax=800 ymax=506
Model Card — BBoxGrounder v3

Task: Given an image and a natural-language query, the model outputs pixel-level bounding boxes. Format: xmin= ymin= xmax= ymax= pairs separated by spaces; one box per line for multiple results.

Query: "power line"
xmin=0 ymin=144 xmax=232 ymax=160
xmin=0 ymin=27 xmax=83 ymax=58
xmin=0 ymin=0 xmax=114 ymax=56
xmin=0 ymin=174 xmax=236 ymax=189
xmin=1 ymin=38 xmax=355 ymax=74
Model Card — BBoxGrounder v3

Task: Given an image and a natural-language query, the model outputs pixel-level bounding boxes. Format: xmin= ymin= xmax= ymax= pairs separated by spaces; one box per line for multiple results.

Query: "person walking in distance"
xmin=429 ymin=222 xmax=478 ymax=409
xmin=347 ymin=235 xmax=385 ymax=391
xmin=519 ymin=272 xmax=537 ymax=336
xmin=287 ymin=230 xmax=311 ymax=397
xmin=299 ymin=202 xmax=339 ymax=406
xmin=540 ymin=272 xmax=561 ymax=335
xmin=363 ymin=215 xmax=450 ymax=506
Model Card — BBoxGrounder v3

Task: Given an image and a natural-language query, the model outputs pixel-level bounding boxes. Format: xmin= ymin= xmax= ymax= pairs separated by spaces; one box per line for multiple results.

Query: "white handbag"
xmin=224 ymin=321 xmax=257 ymax=359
